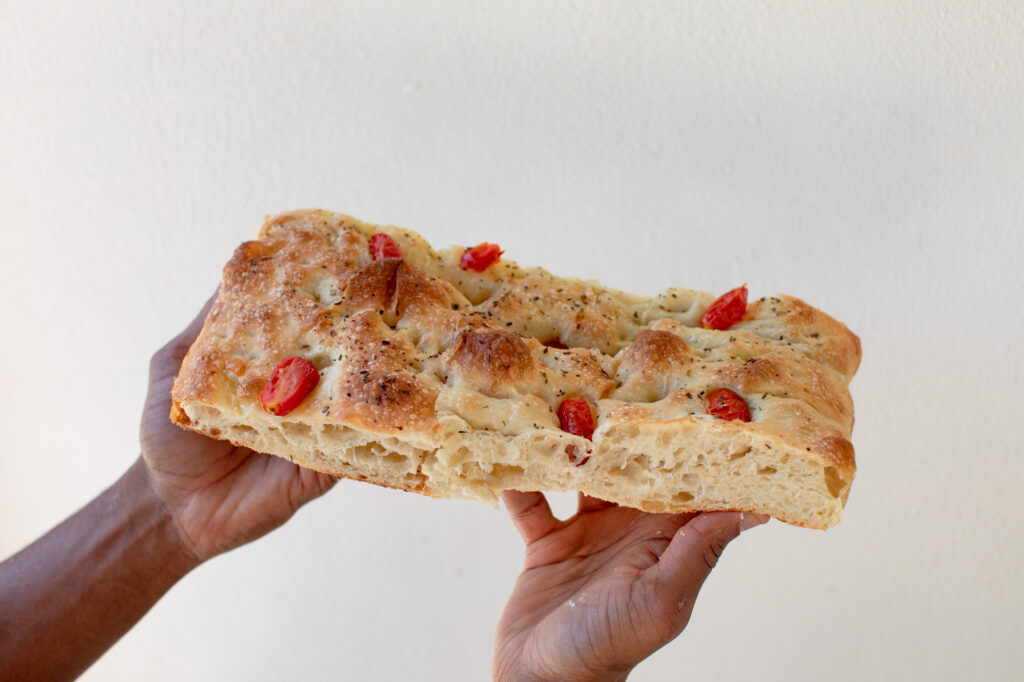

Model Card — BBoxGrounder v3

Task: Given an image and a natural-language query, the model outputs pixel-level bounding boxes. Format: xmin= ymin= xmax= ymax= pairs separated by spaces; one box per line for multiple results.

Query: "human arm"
xmin=0 ymin=459 xmax=197 ymax=681
xmin=0 ymin=295 xmax=336 ymax=681
xmin=493 ymin=491 xmax=767 ymax=681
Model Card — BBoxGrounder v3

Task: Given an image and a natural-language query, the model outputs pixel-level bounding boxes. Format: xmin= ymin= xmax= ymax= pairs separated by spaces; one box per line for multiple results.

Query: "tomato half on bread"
xmin=557 ymin=397 xmax=595 ymax=440
xmin=704 ymin=388 xmax=751 ymax=422
xmin=459 ymin=243 xmax=503 ymax=272
xmin=368 ymin=233 xmax=402 ymax=260
xmin=260 ymin=357 xmax=320 ymax=416
xmin=700 ymin=284 xmax=748 ymax=330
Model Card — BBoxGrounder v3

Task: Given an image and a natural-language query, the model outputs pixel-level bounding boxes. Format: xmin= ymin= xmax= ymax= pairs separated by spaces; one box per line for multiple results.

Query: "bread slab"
xmin=171 ymin=210 xmax=861 ymax=528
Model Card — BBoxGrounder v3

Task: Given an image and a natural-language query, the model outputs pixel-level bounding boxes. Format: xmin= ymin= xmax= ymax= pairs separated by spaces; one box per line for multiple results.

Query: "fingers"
xmin=501 ymin=490 xmax=558 ymax=545
xmin=653 ymin=512 xmax=768 ymax=615
xmin=577 ymin=492 xmax=617 ymax=514
xmin=169 ymin=288 xmax=219 ymax=352
xmin=151 ymin=288 xmax=219 ymax=373
xmin=291 ymin=462 xmax=340 ymax=509
xmin=175 ymin=289 xmax=219 ymax=345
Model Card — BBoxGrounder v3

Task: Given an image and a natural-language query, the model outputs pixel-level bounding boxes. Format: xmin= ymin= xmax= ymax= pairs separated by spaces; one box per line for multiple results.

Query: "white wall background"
xmin=2 ymin=2 xmax=1022 ymax=680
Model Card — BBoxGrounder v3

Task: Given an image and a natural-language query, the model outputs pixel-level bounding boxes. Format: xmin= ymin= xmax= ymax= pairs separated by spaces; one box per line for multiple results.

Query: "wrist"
xmin=496 ymin=657 xmax=632 ymax=682
xmin=121 ymin=457 xmax=203 ymax=576
xmin=501 ymin=669 xmax=631 ymax=682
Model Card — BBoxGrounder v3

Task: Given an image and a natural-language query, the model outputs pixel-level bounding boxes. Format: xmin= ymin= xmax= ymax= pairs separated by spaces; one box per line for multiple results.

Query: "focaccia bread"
xmin=171 ymin=209 xmax=861 ymax=528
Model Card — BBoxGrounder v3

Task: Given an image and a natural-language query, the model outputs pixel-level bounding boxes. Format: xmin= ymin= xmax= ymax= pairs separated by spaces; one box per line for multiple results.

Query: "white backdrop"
xmin=2 ymin=2 xmax=1022 ymax=680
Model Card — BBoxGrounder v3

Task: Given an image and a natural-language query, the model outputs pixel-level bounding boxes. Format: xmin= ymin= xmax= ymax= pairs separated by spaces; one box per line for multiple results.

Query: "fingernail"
xmin=739 ymin=512 xmax=770 ymax=532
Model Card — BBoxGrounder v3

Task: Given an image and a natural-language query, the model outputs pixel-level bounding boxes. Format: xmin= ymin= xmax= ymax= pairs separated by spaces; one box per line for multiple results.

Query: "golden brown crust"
xmin=171 ymin=209 xmax=861 ymax=528
xmin=443 ymin=330 xmax=540 ymax=397
xmin=332 ymin=312 xmax=439 ymax=432
xmin=745 ymin=295 xmax=862 ymax=377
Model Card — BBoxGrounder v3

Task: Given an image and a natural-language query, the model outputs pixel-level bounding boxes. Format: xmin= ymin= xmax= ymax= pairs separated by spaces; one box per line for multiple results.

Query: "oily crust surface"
xmin=171 ymin=210 xmax=861 ymax=528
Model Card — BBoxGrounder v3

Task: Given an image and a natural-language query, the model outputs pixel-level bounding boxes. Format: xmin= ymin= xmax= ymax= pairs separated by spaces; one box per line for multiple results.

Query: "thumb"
xmin=653 ymin=511 xmax=768 ymax=618
xmin=149 ymin=289 xmax=219 ymax=379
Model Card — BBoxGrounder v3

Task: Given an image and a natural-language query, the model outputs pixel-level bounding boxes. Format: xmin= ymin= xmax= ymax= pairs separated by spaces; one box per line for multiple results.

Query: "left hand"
xmin=139 ymin=292 xmax=337 ymax=562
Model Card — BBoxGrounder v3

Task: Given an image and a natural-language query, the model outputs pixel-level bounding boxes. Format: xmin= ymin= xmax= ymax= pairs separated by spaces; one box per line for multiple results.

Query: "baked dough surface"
xmin=171 ymin=210 xmax=861 ymax=528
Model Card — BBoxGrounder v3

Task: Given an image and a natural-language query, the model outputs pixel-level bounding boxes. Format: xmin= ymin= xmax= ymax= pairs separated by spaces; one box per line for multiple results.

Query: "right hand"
xmin=494 ymin=491 xmax=767 ymax=681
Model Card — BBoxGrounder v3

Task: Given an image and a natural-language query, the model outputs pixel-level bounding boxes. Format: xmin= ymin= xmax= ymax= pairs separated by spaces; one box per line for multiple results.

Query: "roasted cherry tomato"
xmin=566 ymin=444 xmax=591 ymax=467
xmin=260 ymin=356 xmax=320 ymax=416
xmin=700 ymin=284 xmax=748 ymax=330
xmin=368 ymin=233 xmax=401 ymax=260
xmin=459 ymin=242 xmax=503 ymax=272
xmin=704 ymin=388 xmax=751 ymax=422
xmin=557 ymin=397 xmax=595 ymax=440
